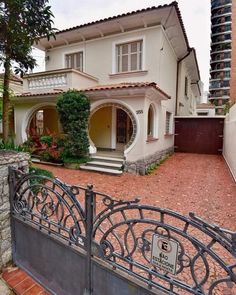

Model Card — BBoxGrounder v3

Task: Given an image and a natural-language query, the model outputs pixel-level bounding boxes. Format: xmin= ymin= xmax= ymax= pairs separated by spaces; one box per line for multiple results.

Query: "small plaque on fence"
xmin=151 ymin=234 xmax=179 ymax=275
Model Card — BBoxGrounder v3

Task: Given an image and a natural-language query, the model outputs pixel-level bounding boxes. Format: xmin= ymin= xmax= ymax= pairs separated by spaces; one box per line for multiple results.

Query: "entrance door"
xmin=116 ymin=109 xmax=133 ymax=147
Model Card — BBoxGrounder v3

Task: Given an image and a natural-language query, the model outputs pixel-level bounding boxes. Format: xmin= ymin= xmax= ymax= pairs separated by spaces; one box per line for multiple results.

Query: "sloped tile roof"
xmin=15 ymin=82 xmax=171 ymax=99
xmin=54 ymin=1 xmax=189 ymax=49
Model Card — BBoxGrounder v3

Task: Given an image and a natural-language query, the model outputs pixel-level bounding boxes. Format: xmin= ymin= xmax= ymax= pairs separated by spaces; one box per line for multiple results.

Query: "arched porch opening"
xmin=27 ymin=106 xmax=61 ymax=137
xmin=89 ymin=103 xmax=137 ymax=155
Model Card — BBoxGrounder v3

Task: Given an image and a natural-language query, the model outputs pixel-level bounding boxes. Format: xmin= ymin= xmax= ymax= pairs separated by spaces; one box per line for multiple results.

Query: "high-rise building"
xmin=209 ymin=0 xmax=235 ymax=115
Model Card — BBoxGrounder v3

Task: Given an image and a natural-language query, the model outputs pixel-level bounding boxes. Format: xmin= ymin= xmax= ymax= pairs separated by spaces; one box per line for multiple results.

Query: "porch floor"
xmin=2 ymin=267 xmax=50 ymax=295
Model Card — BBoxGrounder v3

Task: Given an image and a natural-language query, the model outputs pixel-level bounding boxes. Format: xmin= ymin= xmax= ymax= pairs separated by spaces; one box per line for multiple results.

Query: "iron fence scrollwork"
xmin=9 ymin=167 xmax=236 ymax=295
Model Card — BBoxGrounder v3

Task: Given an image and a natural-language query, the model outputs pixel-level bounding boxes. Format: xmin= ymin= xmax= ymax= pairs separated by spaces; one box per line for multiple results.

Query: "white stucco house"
xmin=13 ymin=1 xmax=201 ymax=174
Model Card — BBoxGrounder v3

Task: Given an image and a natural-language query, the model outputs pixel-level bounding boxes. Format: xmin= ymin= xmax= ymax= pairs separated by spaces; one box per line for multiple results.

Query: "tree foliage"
xmin=0 ymin=0 xmax=55 ymax=141
xmin=57 ymin=90 xmax=90 ymax=158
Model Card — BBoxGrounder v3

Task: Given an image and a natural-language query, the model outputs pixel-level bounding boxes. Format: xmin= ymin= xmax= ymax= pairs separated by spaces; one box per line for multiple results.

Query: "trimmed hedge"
xmin=57 ymin=90 xmax=90 ymax=158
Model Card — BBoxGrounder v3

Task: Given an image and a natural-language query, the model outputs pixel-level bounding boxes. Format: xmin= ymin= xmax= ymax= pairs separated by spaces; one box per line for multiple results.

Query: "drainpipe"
xmin=175 ymin=50 xmax=192 ymax=115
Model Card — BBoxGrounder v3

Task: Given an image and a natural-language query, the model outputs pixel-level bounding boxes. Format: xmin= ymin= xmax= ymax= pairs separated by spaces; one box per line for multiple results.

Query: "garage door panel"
xmin=174 ymin=118 xmax=224 ymax=155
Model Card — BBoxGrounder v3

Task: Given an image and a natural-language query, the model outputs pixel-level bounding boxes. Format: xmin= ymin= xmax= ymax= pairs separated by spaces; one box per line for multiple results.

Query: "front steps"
xmin=80 ymin=155 xmax=124 ymax=175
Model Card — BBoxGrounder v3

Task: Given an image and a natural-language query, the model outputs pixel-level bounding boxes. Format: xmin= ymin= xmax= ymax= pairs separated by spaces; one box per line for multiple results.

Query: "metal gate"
xmin=9 ymin=167 xmax=236 ymax=295
xmin=175 ymin=117 xmax=225 ymax=154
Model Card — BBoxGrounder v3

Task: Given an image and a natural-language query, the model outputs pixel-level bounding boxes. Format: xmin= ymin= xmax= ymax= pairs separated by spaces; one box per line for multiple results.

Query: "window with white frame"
xmin=165 ymin=111 xmax=172 ymax=135
xmin=65 ymin=52 xmax=83 ymax=71
xmin=116 ymin=40 xmax=143 ymax=73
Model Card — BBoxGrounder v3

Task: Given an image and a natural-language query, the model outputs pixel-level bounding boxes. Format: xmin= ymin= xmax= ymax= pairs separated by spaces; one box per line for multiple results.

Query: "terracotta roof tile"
xmin=54 ymin=1 xmax=189 ymax=49
xmin=82 ymin=82 xmax=171 ymax=99
xmin=15 ymin=82 xmax=171 ymax=99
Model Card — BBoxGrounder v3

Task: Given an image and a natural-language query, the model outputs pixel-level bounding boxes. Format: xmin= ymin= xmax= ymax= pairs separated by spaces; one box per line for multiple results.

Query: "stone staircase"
xmin=80 ymin=155 xmax=124 ymax=175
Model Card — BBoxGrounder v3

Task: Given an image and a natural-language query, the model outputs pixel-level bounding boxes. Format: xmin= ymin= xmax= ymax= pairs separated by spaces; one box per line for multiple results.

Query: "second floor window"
xmin=116 ymin=40 xmax=143 ymax=73
xmin=65 ymin=52 xmax=83 ymax=71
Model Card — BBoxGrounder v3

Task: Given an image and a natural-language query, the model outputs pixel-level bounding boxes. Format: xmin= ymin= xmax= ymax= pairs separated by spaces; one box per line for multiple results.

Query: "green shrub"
xmin=57 ymin=90 xmax=90 ymax=158
xmin=0 ymin=138 xmax=27 ymax=152
xmin=145 ymin=156 xmax=169 ymax=175
xmin=40 ymin=135 xmax=53 ymax=146
xmin=145 ymin=163 xmax=160 ymax=175
xmin=29 ymin=166 xmax=54 ymax=192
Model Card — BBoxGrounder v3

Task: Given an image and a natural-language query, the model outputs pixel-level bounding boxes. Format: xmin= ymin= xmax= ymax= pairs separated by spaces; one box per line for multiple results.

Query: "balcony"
xmin=211 ymin=0 xmax=232 ymax=10
xmin=210 ymin=75 xmax=230 ymax=81
xmin=211 ymin=8 xmax=232 ymax=19
xmin=211 ymin=34 xmax=231 ymax=45
xmin=211 ymin=43 xmax=231 ymax=54
xmin=209 ymin=80 xmax=230 ymax=90
xmin=23 ymin=68 xmax=99 ymax=94
xmin=211 ymin=25 xmax=231 ymax=36
xmin=211 ymin=16 xmax=231 ymax=27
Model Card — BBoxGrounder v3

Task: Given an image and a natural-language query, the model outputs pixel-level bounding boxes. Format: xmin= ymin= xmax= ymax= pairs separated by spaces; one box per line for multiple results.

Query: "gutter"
xmin=175 ymin=50 xmax=191 ymax=115
xmin=175 ymin=48 xmax=201 ymax=115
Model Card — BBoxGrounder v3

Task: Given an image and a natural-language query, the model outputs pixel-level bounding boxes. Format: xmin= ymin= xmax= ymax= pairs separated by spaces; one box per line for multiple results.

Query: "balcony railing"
xmin=28 ymin=74 xmax=67 ymax=90
xmin=23 ymin=68 xmax=98 ymax=93
xmin=209 ymin=80 xmax=230 ymax=89
xmin=211 ymin=0 xmax=232 ymax=10
xmin=212 ymin=25 xmax=231 ymax=36
xmin=211 ymin=8 xmax=232 ymax=19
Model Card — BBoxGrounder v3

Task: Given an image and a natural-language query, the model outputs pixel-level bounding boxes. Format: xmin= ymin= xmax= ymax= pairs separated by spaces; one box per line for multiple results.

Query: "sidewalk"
xmin=1 ymin=267 xmax=50 ymax=295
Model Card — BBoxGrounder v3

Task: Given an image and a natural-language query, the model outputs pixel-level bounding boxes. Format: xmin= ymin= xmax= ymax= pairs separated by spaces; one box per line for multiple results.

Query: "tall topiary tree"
xmin=0 ymin=0 xmax=55 ymax=142
xmin=57 ymin=90 xmax=90 ymax=158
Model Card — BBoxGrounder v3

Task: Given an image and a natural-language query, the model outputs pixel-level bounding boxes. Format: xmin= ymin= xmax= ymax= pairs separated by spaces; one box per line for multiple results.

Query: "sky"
xmin=34 ymin=0 xmax=211 ymax=91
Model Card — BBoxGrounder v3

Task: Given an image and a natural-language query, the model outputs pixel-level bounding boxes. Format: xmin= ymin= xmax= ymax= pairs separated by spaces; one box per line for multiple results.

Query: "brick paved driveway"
xmin=35 ymin=153 xmax=236 ymax=231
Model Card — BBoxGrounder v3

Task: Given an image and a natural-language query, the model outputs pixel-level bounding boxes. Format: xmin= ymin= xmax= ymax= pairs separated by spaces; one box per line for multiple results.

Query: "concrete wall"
xmin=0 ymin=151 xmax=30 ymax=270
xmin=223 ymin=104 xmax=236 ymax=181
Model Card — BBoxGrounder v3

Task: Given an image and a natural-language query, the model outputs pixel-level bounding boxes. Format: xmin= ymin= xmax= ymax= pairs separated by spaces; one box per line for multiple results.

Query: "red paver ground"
xmin=2 ymin=267 xmax=50 ymax=295
xmin=3 ymin=153 xmax=235 ymax=295
xmin=35 ymin=153 xmax=236 ymax=231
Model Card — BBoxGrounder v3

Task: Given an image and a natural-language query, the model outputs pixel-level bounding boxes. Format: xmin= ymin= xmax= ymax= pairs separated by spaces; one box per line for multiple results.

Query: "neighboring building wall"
xmin=223 ymin=103 xmax=236 ymax=181
xmin=230 ymin=0 xmax=236 ymax=103
xmin=209 ymin=0 xmax=232 ymax=114
xmin=0 ymin=152 xmax=29 ymax=270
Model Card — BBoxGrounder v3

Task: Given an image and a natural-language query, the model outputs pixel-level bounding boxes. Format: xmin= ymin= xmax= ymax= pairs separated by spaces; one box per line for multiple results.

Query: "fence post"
xmin=84 ymin=184 xmax=94 ymax=295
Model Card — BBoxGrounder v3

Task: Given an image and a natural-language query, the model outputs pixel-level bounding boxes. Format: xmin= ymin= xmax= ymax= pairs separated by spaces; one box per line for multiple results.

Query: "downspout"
xmin=175 ymin=49 xmax=192 ymax=115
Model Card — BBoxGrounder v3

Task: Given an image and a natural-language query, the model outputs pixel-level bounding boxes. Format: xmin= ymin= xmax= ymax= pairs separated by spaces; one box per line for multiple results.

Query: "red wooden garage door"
xmin=174 ymin=117 xmax=224 ymax=155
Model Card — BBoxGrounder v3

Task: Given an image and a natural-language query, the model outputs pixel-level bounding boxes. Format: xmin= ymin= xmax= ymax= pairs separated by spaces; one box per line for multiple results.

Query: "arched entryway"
xmin=27 ymin=106 xmax=61 ymax=137
xmin=89 ymin=103 xmax=136 ymax=154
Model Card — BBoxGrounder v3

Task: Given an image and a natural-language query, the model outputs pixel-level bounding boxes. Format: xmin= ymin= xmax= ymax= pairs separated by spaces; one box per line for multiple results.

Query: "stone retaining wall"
xmin=0 ymin=151 xmax=30 ymax=270
xmin=124 ymin=147 xmax=174 ymax=175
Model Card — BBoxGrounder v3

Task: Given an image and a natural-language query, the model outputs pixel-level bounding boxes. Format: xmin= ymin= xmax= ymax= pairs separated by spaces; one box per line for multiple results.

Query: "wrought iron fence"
xmin=9 ymin=167 xmax=236 ymax=295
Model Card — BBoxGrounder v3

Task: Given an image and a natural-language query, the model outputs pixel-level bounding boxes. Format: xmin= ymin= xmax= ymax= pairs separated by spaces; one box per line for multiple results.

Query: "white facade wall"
xmin=177 ymin=61 xmax=198 ymax=116
xmin=223 ymin=104 xmax=236 ymax=181
xmin=16 ymin=26 xmax=180 ymax=158
xmin=45 ymin=27 xmax=163 ymax=85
